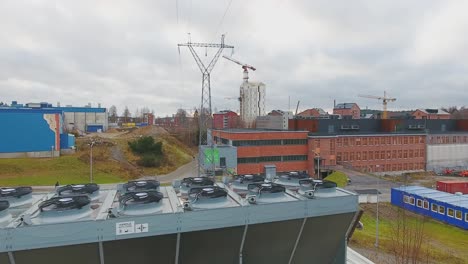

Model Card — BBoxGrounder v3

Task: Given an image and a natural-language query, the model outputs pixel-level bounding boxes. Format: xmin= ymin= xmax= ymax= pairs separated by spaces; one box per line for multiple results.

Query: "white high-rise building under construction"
xmin=223 ymin=56 xmax=266 ymax=128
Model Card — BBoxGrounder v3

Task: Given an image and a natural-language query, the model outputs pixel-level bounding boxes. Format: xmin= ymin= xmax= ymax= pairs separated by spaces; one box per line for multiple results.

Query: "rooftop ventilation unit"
xmin=273 ymin=171 xmax=309 ymax=190
xmin=0 ymin=200 xmax=12 ymax=227
xmin=122 ymin=180 xmax=160 ymax=194
xmin=56 ymin=183 xmax=100 ymax=200
xmin=118 ymin=191 xmax=164 ymax=216
xmin=230 ymin=174 xmax=266 ymax=195
xmin=31 ymin=195 xmax=92 ymax=224
xmin=297 ymin=179 xmax=337 ymax=198
xmin=179 ymin=177 xmax=215 ymax=197
xmin=246 ymin=183 xmax=294 ymax=204
xmin=0 ymin=186 xmax=33 ymax=208
xmin=184 ymin=186 xmax=229 ymax=210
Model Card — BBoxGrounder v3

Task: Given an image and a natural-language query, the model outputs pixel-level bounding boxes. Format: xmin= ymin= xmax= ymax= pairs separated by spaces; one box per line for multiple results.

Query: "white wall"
xmin=427 ymin=144 xmax=468 ymax=170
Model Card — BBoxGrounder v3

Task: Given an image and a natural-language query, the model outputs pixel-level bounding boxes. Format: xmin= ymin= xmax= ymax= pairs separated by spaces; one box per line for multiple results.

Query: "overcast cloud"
xmin=1 ymin=0 xmax=468 ymax=116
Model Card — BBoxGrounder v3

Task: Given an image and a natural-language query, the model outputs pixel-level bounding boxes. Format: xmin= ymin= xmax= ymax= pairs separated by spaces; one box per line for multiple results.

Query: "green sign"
xmin=204 ymin=148 xmax=220 ymax=165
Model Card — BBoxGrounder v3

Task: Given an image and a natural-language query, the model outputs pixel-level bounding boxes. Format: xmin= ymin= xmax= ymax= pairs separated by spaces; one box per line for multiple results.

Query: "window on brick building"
xmin=369 ymin=138 xmax=373 ymax=145
xmin=386 ymin=137 xmax=391 ymax=144
xmin=356 ymin=138 xmax=361 ymax=146
xmin=380 ymin=151 xmax=385 ymax=159
xmin=386 ymin=150 xmax=391 ymax=159
xmin=337 ymin=138 xmax=342 ymax=147
xmin=397 ymin=137 xmax=401 ymax=144
xmin=398 ymin=150 xmax=402 ymax=159
xmin=398 ymin=164 xmax=402 ymax=171
xmin=350 ymin=152 xmax=355 ymax=161
xmin=419 ymin=149 xmax=424 ymax=157
xmin=403 ymin=164 xmax=408 ymax=170
xmin=344 ymin=138 xmax=348 ymax=146
xmin=404 ymin=137 xmax=408 ymax=144
xmin=381 ymin=138 xmax=385 ymax=145
xmin=363 ymin=151 xmax=367 ymax=160
xmin=363 ymin=138 xmax=367 ymax=145
xmin=349 ymin=138 xmax=354 ymax=146
xmin=369 ymin=151 xmax=373 ymax=160
xmin=409 ymin=150 xmax=413 ymax=158
xmin=386 ymin=164 xmax=391 ymax=171
xmin=357 ymin=152 xmax=361 ymax=160
xmin=409 ymin=137 xmax=414 ymax=144
xmin=344 ymin=152 xmax=349 ymax=161
xmin=337 ymin=152 xmax=342 ymax=162
xmin=403 ymin=150 xmax=408 ymax=159
xmin=392 ymin=150 xmax=396 ymax=159
xmin=392 ymin=164 xmax=397 ymax=171
xmin=393 ymin=137 xmax=397 ymax=145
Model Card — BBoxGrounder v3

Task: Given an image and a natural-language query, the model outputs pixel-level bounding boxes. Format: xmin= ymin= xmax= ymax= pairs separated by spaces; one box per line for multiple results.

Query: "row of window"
xmin=353 ymin=163 xmax=425 ymax=172
xmin=238 ymin=155 xmax=307 ymax=164
xmin=336 ymin=136 xmax=425 ymax=147
xmin=428 ymin=135 xmax=468 ymax=145
xmin=336 ymin=149 xmax=425 ymax=162
xmin=403 ymin=195 xmax=467 ymax=222
xmin=231 ymin=139 xmax=307 ymax=147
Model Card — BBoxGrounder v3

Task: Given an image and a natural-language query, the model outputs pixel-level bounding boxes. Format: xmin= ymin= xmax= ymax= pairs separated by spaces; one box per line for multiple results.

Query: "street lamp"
xmin=89 ymin=141 xmax=95 ymax=183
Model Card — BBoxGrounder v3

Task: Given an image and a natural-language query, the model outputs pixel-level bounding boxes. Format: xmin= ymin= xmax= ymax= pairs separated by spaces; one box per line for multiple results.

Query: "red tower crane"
xmin=222 ymin=55 xmax=256 ymax=83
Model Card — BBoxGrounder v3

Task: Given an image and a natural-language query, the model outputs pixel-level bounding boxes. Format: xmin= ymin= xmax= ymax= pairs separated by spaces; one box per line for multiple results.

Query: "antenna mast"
xmin=178 ymin=35 xmax=234 ymax=176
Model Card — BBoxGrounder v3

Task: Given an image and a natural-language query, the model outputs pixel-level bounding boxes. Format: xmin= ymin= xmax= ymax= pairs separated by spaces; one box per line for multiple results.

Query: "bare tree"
xmin=108 ymin=105 xmax=118 ymax=123
xmin=123 ymin=106 xmax=131 ymax=123
xmin=389 ymin=207 xmax=429 ymax=264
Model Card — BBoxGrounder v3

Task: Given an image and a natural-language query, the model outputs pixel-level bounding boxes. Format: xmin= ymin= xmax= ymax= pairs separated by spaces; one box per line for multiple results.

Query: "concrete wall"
xmin=427 ymin=144 xmax=468 ymax=171
xmin=63 ymin=111 xmax=108 ymax=132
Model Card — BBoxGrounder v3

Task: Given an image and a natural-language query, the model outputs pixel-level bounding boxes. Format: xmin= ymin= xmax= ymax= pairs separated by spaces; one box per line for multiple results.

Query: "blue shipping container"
xmin=87 ymin=125 xmax=103 ymax=133
xmin=391 ymin=186 xmax=468 ymax=230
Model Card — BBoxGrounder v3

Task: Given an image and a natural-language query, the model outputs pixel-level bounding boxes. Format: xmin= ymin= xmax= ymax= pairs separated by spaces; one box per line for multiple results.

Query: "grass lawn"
xmin=0 ymin=156 xmax=125 ymax=186
xmin=350 ymin=203 xmax=468 ymax=264
xmin=324 ymin=171 xmax=349 ymax=187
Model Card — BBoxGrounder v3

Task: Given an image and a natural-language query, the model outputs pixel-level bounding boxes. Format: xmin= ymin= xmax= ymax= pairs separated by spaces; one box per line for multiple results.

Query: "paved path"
xmin=340 ymin=168 xmax=400 ymax=202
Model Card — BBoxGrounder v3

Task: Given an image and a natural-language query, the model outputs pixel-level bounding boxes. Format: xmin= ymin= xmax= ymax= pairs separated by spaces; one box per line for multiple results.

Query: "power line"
xmin=213 ymin=0 xmax=234 ymax=39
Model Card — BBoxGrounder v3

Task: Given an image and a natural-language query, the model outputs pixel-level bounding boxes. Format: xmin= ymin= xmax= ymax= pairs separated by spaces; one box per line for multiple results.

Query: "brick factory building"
xmin=212 ymin=129 xmax=309 ymax=174
xmin=213 ymin=110 xmax=239 ymax=129
xmin=213 ymin=118 xmax=468 ymax=176
xmin=333 ymin=103 xmax=361 ymax=119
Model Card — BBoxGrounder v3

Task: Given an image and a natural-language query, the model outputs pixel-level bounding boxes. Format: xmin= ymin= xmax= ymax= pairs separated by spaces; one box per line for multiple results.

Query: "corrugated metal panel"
xmin=391 ymin=187 xmax=468 ymax=229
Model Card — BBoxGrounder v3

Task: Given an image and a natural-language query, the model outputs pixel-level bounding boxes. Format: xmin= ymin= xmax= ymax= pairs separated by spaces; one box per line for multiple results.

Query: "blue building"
xmin=391 ymin=186 xmax=468 ymax=230
xmin=0 ymin=108 xmax=75 ymax=157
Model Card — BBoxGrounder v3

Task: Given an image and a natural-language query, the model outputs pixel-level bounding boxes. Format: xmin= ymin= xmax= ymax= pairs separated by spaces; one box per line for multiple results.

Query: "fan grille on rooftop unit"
xmin=181 ymin=177 xmax=214 ymax=187
xmin=299 ymin=179 xmax=337 ymax=189
xmin=280 ymin=172 xmax=309 ymax=180
xmin=57 ymin=183 xmax=100 ymax=196
xmin=188 ymin=186 xmax=228 ymax=200
xmin=235 ymin=174 xmax=265 ymax=184
xmin=123 ymin=180 xmax=160 ymax=192
xmin=0 ymin=186 xmax=33 ymax=198
xmin=38 ymin=195 xmax=91 ymax=212
xmin=119 ymin=191 xmax=164 ymax=206
xmin=248 ymin=183 xmax=285 ymax=194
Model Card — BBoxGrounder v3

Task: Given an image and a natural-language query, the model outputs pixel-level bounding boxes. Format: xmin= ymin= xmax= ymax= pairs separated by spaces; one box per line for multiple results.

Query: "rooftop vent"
xmin=0 ymin=187 xmax=33 ymax=208
xmin=31 ymin=195 xmax=93 ymax=224
xmin=57 ymin=183 xmax=100 ymax=196
xmin=123 ymin=180 xmax=160 ymax=193
xmin=248 ymin=183 xmax=285 ymax=195
xmin=118 ymin=191 xmax=164 ymax=216
xmin=39 ymin=196 xmax=91 ymax=212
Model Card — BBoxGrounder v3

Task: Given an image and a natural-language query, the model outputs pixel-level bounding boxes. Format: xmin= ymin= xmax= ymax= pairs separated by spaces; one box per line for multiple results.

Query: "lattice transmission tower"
xmin=178 ymin=35 xmax=234 ymax=175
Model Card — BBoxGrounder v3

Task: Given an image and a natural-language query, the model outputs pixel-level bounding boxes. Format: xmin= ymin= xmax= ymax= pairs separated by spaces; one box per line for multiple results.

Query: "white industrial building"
xmin=58 ymin=106 xmax=108 ymax=133
xmin=256 ymin=110 xmax=293 ymax=130
xmin=240 ymin=81 xmax=266 ymax=128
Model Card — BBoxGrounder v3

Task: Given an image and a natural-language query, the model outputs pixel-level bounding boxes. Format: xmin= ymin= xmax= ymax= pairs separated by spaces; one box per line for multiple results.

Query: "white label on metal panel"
xmin=135 ymin=223 xmax=149 ymax=233
xmin=116 ymin=221 xmax=135 ymax=235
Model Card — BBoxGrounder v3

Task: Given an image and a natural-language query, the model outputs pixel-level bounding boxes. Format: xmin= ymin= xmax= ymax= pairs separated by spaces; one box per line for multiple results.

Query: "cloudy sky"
xmin=1 ymin=0 xmax=468 ymax=116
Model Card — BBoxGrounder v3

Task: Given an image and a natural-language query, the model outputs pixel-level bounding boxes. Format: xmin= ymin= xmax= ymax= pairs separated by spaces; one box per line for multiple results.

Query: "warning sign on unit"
xmin=116 ymin=221 xmax=135 ymax=235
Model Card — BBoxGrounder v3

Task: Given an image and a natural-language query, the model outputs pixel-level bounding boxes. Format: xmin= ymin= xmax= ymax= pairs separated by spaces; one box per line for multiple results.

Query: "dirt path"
xmin=110 ymin=146 xmax=142 ymax=176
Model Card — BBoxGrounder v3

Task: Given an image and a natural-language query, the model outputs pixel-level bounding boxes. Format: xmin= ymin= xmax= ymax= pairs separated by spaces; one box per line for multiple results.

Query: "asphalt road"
xmin=340 ymin=168 xmax=400 ymax=202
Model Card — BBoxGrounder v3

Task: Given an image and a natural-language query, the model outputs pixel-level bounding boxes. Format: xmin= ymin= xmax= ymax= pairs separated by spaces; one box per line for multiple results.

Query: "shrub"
xmin=128 ymin=136 xmax=164 ymax=167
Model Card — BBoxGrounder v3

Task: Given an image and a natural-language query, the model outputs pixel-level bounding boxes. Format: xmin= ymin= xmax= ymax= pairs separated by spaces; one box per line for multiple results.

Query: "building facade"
xmin=58 ymin=106 xmax=108 ymax=133
xmin=212 ymin=129 xmax=308 ymax=174
xmin=0 ymin=108 xmax=64 ymax=157
xmin=213 ymin=110 xmax=239 ymax=129
xmin=256 ymin=110 xmax=292 ymax=130
xmin=333 ymin=103 xmax=360 ymax=119
xmin=412 ymin=109 xmax=450 ymax=120
xmin=240 ymin=81 xmax=266 ymax=128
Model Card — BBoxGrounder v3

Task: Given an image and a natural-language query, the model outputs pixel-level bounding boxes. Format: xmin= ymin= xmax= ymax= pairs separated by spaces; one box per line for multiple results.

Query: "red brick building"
xmin=212 ymin=130 xmax=309 ymax=174
xmin=297 ymin=108 xmax=327 ymax=118
xmin=213 ymin=110 xmax=239 ymax=129
xmin=412 ymin=109 xmax=450 ymax=120
xmin=333 ymin=103 xmax=360 ymax=119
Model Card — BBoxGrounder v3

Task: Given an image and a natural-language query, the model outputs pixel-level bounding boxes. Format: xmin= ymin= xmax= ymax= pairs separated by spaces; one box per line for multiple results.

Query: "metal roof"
xmin=394 ymin=186 xmax=468 ymax=209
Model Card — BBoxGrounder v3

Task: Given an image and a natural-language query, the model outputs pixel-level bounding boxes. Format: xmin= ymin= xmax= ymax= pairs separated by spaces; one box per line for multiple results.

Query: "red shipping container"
xmin=436 ymin=180 xmax=468 ymax=194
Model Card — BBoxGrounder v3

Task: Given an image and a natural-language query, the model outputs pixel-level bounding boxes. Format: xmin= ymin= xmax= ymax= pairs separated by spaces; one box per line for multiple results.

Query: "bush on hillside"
xmin=128 ymin=136 xmax=163 ymax=167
